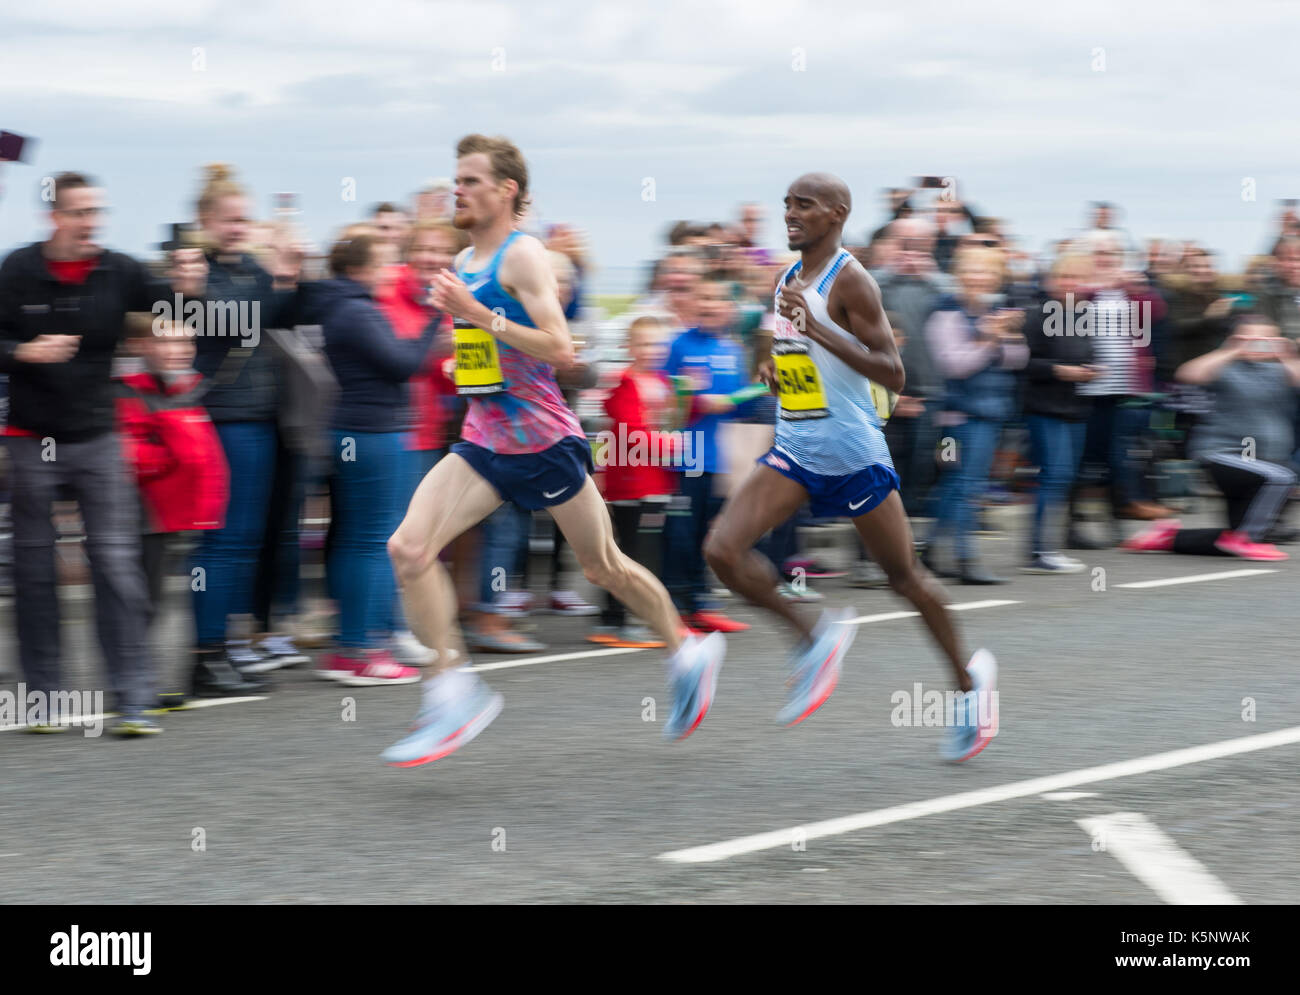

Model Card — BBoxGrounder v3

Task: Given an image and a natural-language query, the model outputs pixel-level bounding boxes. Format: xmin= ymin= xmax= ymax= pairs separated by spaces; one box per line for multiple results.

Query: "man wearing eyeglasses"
xmin=0 ymin=171 xmax=199 ymax=733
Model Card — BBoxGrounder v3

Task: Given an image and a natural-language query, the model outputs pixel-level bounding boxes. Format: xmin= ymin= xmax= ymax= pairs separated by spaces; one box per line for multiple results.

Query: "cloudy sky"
xmin=1 ymin=0 xmax=1295 ymax=290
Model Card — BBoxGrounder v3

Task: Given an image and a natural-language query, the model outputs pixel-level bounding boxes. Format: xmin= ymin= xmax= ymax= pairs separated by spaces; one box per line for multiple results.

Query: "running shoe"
xmin=492 ymin=591 xmax=535 ymax=618
xmin=466 ymin=627 xmax=547 ymax=654
xmin=662 ymin=632 xmax=725 ymax=741
xmin=382 ymin=674 xmax=503 ymax=767
xmin=254 ymin=634 xmax=310 ymax=669
xmin=609 ymin=623 xmax=665 ymax=649
xmin=111 ymin=713 xmax=162 ymax=737
xmin=1121 ymin=519 xmax=1181 ymax=553
xmin=1022 ymin=551 xmax=1086 ymax=573
xmin=316 ymin=651 xmax=421 ymax=685
xmin=941 ymin=648 xmax=999 ymax=762
xmin=848 ymin=560 xmax=889 ymax=588
xmin=544 ymin=590 xmax=600 ymax=616
xmin=777 ymin=580 xmax=824 ymax=603
xmin=586 ymin=625 xmax=619 ymax=645
xmin=1214 ymin=530 xmax=1289 ymax=561
xmin=687 ymin=609 xmax=750 ymax=633
xmin=777 ymin=607 xmax=857 ymax=726
xmin=391 ymin=630 xmax=438 ymax=666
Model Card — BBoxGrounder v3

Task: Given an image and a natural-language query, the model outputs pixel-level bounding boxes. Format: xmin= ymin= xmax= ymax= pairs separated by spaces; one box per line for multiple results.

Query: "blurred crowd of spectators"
xmin=3 ymin=164 xmax=1299 ymax=729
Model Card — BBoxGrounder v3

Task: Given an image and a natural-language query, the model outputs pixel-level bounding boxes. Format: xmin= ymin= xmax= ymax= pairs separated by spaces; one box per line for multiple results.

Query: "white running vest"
xmin=771 ymin=249 xmax=895 ymax=476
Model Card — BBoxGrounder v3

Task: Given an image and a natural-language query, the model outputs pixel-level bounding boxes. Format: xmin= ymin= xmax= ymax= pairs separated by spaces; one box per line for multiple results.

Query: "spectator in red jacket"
xmin=375 ymin=219 xmax=467 ymax=664
xmin=116 ymin=316 xmax=247 ymax=702
xmin=588 ymin=315 xmax=674 ymax=648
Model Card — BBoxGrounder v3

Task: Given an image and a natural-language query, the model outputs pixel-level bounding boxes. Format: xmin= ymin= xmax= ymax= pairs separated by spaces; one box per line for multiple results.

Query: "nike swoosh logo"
xmin=467 ymin=278 xmax=489 ymax=292
xmin=848 ymin=496 xmax=871 ymax=511
xmin=543 ymin=487 xmax=569 ymax=499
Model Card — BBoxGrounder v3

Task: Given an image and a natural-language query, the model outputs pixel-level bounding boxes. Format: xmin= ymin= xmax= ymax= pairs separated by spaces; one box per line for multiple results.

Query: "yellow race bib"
xmin=453 ymin=324 xmax=505 ymax=396
xmin=870 ymin=381 xmax=899 ymax=423
xmin=773 ymin=338 xmax=829 ymax=420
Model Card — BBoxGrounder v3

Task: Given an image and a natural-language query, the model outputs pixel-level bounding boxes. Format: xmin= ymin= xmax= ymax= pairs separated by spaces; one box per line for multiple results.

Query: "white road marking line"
xmin=0 ymin=695 xmax=267 ymax=732
xmin=1076 ymin=812 xmax=1242 ymax=905
xmin=658 ymin=725 xmax=1300 ymax=864
xmin=1118 ymin=568 xmax=1276 ymax=589
xmin=458 ymin=600 xmax=1022 ymax=673
xmin=1042 ymin=791 xmax=1099 ymax=801
xmin=840 ymin=600 xmax=1019 ymax=626
xmin=463 ymin=647 xmax=646 ymax=673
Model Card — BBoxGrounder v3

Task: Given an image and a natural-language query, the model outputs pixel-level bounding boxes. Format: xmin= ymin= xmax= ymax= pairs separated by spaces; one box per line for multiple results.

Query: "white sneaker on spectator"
xmin=256 ymin=633 xmax=310 ymax=669
xmin=391 ymin=630 xmax=437 ymax=666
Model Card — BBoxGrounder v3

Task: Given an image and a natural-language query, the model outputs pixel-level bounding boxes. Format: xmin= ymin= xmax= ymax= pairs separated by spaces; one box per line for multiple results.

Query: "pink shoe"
xmin=1213 ymin=531 xmax=1289 ymax=561
xmin=338 ymin=649 xmax=421 ymax=686
xmin=1122 ymin=519 xmax=1181 ymax=552
xmin=314 ymin=652 xmax=360 ymax=682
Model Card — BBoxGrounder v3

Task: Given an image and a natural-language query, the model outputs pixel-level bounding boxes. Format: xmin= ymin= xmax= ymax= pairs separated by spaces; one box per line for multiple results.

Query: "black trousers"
xmin=1171 ymin=453 xmax=1295 ymax=554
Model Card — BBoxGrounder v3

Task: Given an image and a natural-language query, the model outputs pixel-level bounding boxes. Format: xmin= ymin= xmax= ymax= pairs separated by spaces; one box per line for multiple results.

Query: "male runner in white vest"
xmin=704 ymin=173 xmax=998 ymax=761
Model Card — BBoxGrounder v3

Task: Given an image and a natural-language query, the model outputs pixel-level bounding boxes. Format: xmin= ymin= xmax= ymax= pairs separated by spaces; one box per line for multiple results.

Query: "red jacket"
xmin=601 ymin=367 xmax=675 ymax=501
xmin=115 ymin=371 xmax=230 ymax=533
xmin=376 ymin=265 xmax=457 ymax=452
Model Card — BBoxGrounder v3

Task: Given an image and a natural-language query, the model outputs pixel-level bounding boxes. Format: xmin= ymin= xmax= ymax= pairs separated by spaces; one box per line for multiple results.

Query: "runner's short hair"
xmin=455 ymin=134 xmax=530 ymax=217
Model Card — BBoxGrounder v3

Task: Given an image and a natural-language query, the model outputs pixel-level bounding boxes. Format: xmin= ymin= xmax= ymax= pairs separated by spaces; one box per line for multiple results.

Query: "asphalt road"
xmin=2 ymin=517 xmax=1297 ymax=904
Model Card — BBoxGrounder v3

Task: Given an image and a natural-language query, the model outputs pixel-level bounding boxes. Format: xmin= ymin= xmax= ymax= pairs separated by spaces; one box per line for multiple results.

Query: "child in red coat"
xmin=116 ymin=316 xmax=234 ymax=704
xmin=589 ymin=316 xmax=675 ymax=648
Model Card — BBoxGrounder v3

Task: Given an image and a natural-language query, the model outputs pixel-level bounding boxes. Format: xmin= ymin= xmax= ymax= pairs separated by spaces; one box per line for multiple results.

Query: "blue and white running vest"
xmin=771 ymin=248 xmax=895 ymax=476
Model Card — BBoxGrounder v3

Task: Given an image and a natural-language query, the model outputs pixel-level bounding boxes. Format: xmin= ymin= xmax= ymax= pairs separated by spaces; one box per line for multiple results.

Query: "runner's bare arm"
xmin=777 ymin=264 xmax=904 ymax=394
xmin=432 ymin=236 xmax=575 ymax=368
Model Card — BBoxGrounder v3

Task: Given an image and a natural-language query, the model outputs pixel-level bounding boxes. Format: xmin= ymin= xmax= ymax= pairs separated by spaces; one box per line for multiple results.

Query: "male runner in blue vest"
xmin=383 ymin=135 xmax=723 ymax=766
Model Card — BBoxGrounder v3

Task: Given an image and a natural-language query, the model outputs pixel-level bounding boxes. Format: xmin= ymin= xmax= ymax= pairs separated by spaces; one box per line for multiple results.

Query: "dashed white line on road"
xmin=1076 ymin=812 xmax=1242 ymax=904
xmin=832 ymin=600 xmax=1020 ymax=627
xmin=1042 ymin=791 xmax=1099 ymax=801
xmin=658 ymin=724 xmax=1300 ymax=864
xmin=1118 ymin=568 xmax=1276 ymax=589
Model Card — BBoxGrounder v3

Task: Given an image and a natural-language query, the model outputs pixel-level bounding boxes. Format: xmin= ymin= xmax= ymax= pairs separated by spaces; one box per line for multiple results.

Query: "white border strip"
xmin=1118 ymin=569 xmax=1276 ymax=589
xmin=659 ymin=725 xmax=1300 ymax=863
xmin=1076 ymin=812 xmax=1242 ymax=904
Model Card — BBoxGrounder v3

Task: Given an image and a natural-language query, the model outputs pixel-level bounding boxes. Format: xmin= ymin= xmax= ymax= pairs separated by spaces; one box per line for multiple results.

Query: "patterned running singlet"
xmin=453 ymin=230 xmax=584 ymax=454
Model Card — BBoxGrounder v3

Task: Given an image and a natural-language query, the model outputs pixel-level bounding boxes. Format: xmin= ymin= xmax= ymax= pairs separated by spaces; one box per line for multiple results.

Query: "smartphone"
xmin=1248 ymin=339 xmax=1277 ymax=355
xmin=0 ymin=130 xmax=33 ymax=163
xmin=916 ymin=176 xmax=945 ymax=189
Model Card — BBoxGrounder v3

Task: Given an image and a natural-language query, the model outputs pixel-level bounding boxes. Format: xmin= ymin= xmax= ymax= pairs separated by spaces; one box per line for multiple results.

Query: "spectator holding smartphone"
xmin=1125 ymin=317 xmax=1299 ymax=560
xmin=1020 ymin=253 xmax=1096 ymax=573
xmin=922 ymin=246 xmax=1028 ymax=584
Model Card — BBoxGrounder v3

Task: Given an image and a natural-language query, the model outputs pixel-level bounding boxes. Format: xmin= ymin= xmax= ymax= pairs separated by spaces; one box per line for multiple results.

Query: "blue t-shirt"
xmin=663 ymin=326 xmax=751 ymax=474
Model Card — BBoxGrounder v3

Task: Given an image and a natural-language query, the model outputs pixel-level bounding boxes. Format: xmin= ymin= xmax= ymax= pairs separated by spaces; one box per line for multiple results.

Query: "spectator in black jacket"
xmin=0 ymin=171 xmax=198 ymax=733
xmin=1021 ymin=253 xmax=1098 ymax=573
xmin=188 ymin=163 xmax=307 ymax=691
xmin=316 ymin=232 xmax=440 ymax=685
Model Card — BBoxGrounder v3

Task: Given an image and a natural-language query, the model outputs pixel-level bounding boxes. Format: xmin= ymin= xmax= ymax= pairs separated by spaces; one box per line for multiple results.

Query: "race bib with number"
xmin=869 ymin=381 xmax=899 ymax=423
xmin=453 ymin=324 xmax=505 ymax=395
xmin=772 ymin=338 xmax=829 ymax=420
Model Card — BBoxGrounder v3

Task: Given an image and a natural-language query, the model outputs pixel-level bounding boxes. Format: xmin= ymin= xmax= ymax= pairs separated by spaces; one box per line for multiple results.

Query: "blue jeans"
xmin=662 ymin=471 xmax=722 ymax=614
xmin=477 ymin=502 xmax=531 ymax=609
xmin=194 ymin=421 xmax=276 ymax=645
xmin=929 ymin=417 xmax=999 ymax=562
xmin=1027 ymin=415 xmax=1086 ymax=554
xmin=329 ymin=430 xmax=406 ymax=649
xmin=1080 ymin=396 xmax=1146 ymax=508
xmin=388 ymin=447 xmax=447 ymax=630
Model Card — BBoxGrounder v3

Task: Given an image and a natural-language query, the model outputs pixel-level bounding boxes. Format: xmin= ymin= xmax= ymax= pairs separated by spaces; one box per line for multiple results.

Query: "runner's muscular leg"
xmin=852 ymin=490 xmax=971 ymax=691
xmin=703 ymin=464 xmax=813 ymax=640
xmin=388 ymin=453 xmax=503 ymax=672
xmin=547 ymin=477 xmax=683 ymax=653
